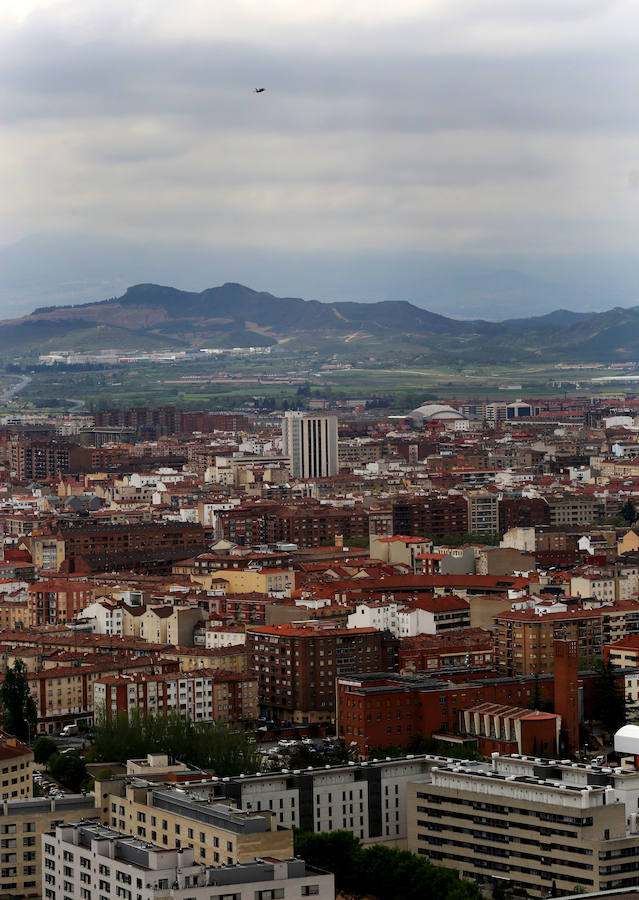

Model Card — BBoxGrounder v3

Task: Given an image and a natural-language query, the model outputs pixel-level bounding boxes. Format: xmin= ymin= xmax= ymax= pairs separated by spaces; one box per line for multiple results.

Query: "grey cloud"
xmin=0 ymin=32 xmax=638 ymax=136
xmin=0 ymin=0 xmax=637 ymax=281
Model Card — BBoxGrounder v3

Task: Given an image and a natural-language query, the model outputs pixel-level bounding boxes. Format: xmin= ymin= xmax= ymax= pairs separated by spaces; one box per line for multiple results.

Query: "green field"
xmin=2 ymin=353 xmax=621 ymax=415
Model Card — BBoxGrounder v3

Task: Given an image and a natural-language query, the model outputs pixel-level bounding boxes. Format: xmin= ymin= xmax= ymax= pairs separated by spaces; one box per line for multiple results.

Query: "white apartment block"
xmin=281 ymin=413 xmax=338 ymax=479
xmin=43 ymin=823 xmax=334 ymax=900
xmin=134 ymin=754 xmax=441 ymax=846
xmin=346 ymin=601 xmax=467 ymax=638
xmin=76 ymin=600 xmax=124 ymax=635
xmin=205 ymin=627 xmax=246 ymax=651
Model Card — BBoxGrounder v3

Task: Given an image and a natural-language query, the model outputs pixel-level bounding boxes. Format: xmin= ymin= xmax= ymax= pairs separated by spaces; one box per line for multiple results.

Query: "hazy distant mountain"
xmin=2 ymin=279 xmax=639 ymax=365
xmin=1 ymin=233 xmax=639 ymax=321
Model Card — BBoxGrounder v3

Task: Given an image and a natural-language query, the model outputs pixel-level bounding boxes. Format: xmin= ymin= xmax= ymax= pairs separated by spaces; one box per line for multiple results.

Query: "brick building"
xmin=460 ymin=702 xmax=560 ymax=756
xmin=30 ymin=522 xmax=216 ymax=572
xmin=219 ymin=502 xmax=370 ymax=548
xmin=7 ymin=439 xmax=93 ymax=480
xmin=499 ymin=496 xmax=550 ymax=531
xmin=94 ymin=407 xmax=249 ymax=435
xmin=495 ymin=600 xmax=639 ymax=675
xmin=246 ymin=624 xmax=387 ymax=724
xmin=94 ymin=669 xmax=258 ymax=724
xmin=20 ymin=657 xmax=179 ymax=734
xmin=398 ymin=628 xmax=494 ymax=673
xmin=391 ymin=495 xmax=469 ymax=539
xmin=337 ymin=644 xmax=601 ymax=756
xmin=27 ymin=578 xmax=96 ymax=626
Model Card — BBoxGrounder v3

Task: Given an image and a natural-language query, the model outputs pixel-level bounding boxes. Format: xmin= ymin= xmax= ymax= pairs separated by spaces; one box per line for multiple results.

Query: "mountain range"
xmin=1 ymin=281 xmax=639 ymax=365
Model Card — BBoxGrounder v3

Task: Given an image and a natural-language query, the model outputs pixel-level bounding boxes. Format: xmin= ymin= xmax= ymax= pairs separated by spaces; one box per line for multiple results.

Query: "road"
xmin=65 ymin=397 xmax=86 ymax=412
xmin=0 ymin=374 xmax=31 ymax=401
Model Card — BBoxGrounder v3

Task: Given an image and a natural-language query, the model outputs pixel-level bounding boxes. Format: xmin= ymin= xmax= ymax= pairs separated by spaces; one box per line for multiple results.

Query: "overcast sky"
xmin=0 ymin=0 xmax=638 ymax=312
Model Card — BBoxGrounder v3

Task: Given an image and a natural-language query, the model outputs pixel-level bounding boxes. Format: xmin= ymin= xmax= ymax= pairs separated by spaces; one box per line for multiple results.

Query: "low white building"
xmin=347 ymin=597 xmax=469 ymax=637
xmin=43 ymin=823 xmax=334 ymax=900
xmin=205 ymin=624 xmax=247 ymax=650
xmin=75 ymin=599 xmax=123 ymax=635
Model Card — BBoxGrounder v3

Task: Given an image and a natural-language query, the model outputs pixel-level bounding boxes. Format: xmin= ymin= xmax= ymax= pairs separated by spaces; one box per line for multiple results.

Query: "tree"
xmin=90 ymin=706 xmax=261 ymax=775
xmin=620 ymin=500 xmax=637 ymax=524
xmin=0 ymin=659 xmax=37 ymax=743
xmin=49 ymin=753 xmax=88 ymax=792
xmin=593 ymin=658 xmax=626 ymax=737
xmin=33 ymin=737 xmax=58 ymax=764
xmin=93 ymin=767 xmax=116 ymax=782
xmin=293 ymin=830 xmax=482 ymax=900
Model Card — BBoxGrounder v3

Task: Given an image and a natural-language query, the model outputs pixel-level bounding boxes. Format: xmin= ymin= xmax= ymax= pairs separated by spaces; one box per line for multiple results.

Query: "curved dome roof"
xmin=410 ymin=403 xmax=466 ymax=422
xmin=615 ymin=723 xmax=639 ymax=755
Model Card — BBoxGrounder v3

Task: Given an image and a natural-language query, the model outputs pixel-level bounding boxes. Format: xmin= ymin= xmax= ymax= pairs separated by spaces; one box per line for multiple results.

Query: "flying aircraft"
xmin=254 ymin=87 xmax=265 ymax=93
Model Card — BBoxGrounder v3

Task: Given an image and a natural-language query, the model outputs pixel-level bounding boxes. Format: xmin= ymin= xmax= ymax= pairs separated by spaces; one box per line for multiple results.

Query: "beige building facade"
xmin=407 ymin=754 xmax=639 ymax=898
xmin=0 ymin=792 xmax=94 ymax=896
xmin=94 ymin=778 xmax=293 ymax=866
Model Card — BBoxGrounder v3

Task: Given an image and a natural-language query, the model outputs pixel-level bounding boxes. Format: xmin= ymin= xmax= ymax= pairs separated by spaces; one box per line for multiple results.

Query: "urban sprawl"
xmin=4 ymin=396 xmax=639 ymax=898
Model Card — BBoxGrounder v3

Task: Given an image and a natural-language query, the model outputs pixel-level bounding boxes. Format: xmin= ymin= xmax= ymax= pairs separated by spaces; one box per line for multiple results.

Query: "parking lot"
xmin=33 ymin=768 xmax=68 ymax=798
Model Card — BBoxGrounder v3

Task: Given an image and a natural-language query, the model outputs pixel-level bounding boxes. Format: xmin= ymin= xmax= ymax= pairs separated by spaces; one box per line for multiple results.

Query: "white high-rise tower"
xmin=282 ymin=411 xmax=339 ymax=478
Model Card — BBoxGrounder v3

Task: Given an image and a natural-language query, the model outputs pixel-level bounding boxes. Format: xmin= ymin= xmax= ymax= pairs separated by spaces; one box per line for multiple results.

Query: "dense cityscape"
xmin=2 ymin=0 xmax=638 ymax=895
xmin=0 ymin=394 xmax=638 ymax=897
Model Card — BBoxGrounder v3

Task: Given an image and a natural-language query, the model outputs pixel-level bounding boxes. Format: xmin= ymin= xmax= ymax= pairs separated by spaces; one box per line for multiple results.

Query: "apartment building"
xmin=571 ymin=573 xmax=617 ymax=603
xmin=220 ymin=755 xmax=443 ymax=846
xmin=94 ymin=669 xmax=258 ymax=724
xmin=407 ymin=753 xmax=639 ymax=897
xmin=498 ymin=496 xmax=550 ymax=531
xmin=391 ymin=495 xmax=469 ymax=540
xmin=246 ymin=624 xmax=385 ymax=724
xmin=0 ymin=597 xmax=28 ymax=630
xmin=93 ymin=779 xmax=293 ymax=864
xmin=282 ymin=411 xmax=338 ymax=478
xmin=369 ymin=535 xmax=432 ymax=569
xmin=466 ymin=491 xmax=500 ymax=535
xmin=606 ymin=635 xmax=639 ymax=669
xmin=194 ymin=567 xmax=296 ymax=596
xmin=43 ymin=823 xmax=333 ymax=900
xmin=495 ymin=601 xmax=639 ymax=675
xmin=345 ymin=595 xmax=469 ymax=638
xmin=138 ymin=606 xmax=206 ymax=646
xmin=98 ymin=755 xmax=440 ymax=847
xmin=219 ymin=503 xmax=369 ymax=549
xmin=7 ymin=439 xmax=92 ymax=481
xmin=161 ymin=645 xmax=247 ymax=674
xmin=75 ymin=599 xmax=124 ymax=634
xmin=204 ymin=625 xmax=246 ymax=650
xmin=28 ymin=579 xmax=96 ymax=626
xmin=29 ymin=522 xmax=216 ymax=573
xmin=547 ymin=495 xmax=604 ymax=526
xmin=398 ymin=629 xmax=494 ymax=673
xmin=0 ymin=792 xmax=94 ymax=896
xmin=0 ymin=733 xmax=33 ymax=801
xmin=24 ymin=657 xmax=179 ymax=734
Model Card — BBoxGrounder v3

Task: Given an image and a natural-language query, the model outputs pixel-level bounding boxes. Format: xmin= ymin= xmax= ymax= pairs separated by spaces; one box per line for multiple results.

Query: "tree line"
xmin=294 ymin=830 xmax=482 ymax=900
xmin=90 ymin=706 xmax=261 ymax=775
